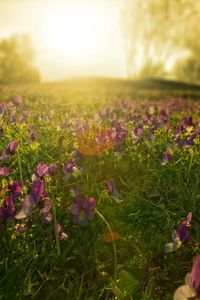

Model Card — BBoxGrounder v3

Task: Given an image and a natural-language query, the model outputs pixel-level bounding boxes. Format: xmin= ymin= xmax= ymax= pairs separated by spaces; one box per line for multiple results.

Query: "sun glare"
xmin=0 ymin=0 xmax=127 ymax=80
xmin=40 ymin=2 xmax=111 ymax=64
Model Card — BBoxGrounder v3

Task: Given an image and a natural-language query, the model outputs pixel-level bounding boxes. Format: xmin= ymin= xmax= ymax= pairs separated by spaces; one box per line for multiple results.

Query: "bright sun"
xmin=40 ymin=2 xmax=109 ymax=64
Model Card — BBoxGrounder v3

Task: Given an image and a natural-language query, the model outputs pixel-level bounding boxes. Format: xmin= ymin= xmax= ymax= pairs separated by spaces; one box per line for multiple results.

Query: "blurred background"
xmin=0 ymin=0 xmax=200 ymax=84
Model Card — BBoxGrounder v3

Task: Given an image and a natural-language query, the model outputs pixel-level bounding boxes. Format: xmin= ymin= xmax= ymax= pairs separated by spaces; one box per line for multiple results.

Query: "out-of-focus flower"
xmin=31 ymin=179 xmax=45 ymax=203
xmin=71 ymin=195 xmax=96 ymax=227
xmin=7 ymin=141 xmax=18 ymax=154
xmin=29 ymin=129 xmax=37 ymax=140
xmin=103 ymin=231 xmax=120 ymax=243
xmin=0 ymin=141 xmax=18 ymax=160
xmin=63 ymin=160 xmax=80 ymax=181
xmin=189 ymin=256 xmax=200 ymax=298
xmin=164 ymin=212 xmax=192 ymax=253
xmin=8 ymin=181 xmax=22 ymax=199
xmin=0 ymin=167 xmax=10 ymax=176
xmin=181 ymin=116 xmax=193 ymax=128
xmin=36 ymin=162 xmax=49 ymax=177
xmin=56 ymin=223 xmax=68 ymax=240
xmin=0 ymin=196 xmax=16 ymax=223
xmin=63 ymin=160 xmax=76 ymax=173
xmin=173 ymin=255 xmax=200 ymax=300
xmin=15 ymin=179 xmax=45 ymax=219
xmin=16 ymin=224 xmax=26 ymax=233
xmin=161 ymin=149 xmax=173 ymax=165
xmin=107 ymin=180 xmax=123 ymax=203
xmin=40 ymin=199 xmax=53 ymax=222
xmin=11 ymin=95 xmax=22 ymax=106
xmin=36 ymin=162 xmax=57 ymax=177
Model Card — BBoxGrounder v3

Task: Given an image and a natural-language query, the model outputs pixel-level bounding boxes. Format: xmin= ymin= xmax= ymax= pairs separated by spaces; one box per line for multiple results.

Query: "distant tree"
xmin=174 ymin=55 xmax=200 ymax=83
xmin=123 ymin=0 xmax=200 ymax=82
xmin=0 ymin=34 xmax=41 ymax=84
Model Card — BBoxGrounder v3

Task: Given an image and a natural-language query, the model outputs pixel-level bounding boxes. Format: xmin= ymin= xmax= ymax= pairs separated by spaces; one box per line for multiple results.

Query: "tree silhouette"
xmin=0 ymin=34 xmax=41 ymax=84
xmin=123 ymin=0 xmax=200 ymax=82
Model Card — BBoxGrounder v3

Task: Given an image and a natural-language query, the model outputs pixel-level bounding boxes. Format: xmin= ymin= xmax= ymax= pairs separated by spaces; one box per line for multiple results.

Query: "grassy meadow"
xmin=0 ymin=79 xmax=200 ymax=300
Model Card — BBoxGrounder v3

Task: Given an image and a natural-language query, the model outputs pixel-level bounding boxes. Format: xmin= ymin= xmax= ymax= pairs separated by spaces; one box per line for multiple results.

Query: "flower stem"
xmin=95 ymin=209 xmax=117 ymax=282
xmin=52 ymin=200 xmax=61 ymax=256
xmin=17 ymin=150 xmax=24 ymax=186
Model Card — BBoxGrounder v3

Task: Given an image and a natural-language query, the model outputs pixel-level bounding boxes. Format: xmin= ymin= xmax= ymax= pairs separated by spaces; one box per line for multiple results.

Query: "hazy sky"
xmin=0 ymin=0 xmax=128 ymax=81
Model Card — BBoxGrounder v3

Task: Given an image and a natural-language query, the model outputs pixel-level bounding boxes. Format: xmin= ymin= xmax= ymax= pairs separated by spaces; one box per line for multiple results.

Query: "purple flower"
xmin=63 ymin=160 xmax=76 ymax=173
xmin=15 ymin=179 xmax=45 ymax=219
xmin=175 ymin=125 xmax=184 ymax=134
xmin=71 ymin=196 xmax=96 ymax=227
xmin=164 ymin=212 xmax=192 ymax=253
xmin=36 ymin=162 xmax=57 ymax=177
xmin=3 ymin=196 xmax=16 ymax=221
xmin=107 ymin=180 xmax=122 ymax=203
xmin=7 ymin=141 xmax=18 ymax=154
xmin=161 ymin=149 xmax=173 ymax=165
xmin=16 ymin=224 xmax=26 ymax=233
xmin=36 ymin=162 xmax=49 ymax=177
xmin=8 ymin=181 xmax=22 ymax=199
xmin=31 ymin=179 xmax=45 ymax=203
xmin=0 ymin=198 xmax=16 ymax=224
xmin=40 ymin=199 xmax=53 ymax=222
xmin=0 ymin=167 xmax=10 ymax=176
xmin=0 ymin=141 xmax=18 ymax=160
xmin=29 ymin=129 xmax=37 ymax=140
xmin=177 ymin=223 xmax=188 ymax=243
xmin=15 ymin=194 xmax=34 ymax=219
xmin=63 ymin=160 xmax=78 ymax=181
xmin=47 ymin=164 xmax=57 ymax=175
xmin=190 ymin=256 xmax=200 ymax=297
xmin=181 ymin=116 xmax=193 ymax=128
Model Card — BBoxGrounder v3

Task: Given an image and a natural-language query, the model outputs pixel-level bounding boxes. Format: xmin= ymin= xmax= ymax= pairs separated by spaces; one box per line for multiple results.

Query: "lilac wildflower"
xmin=16 ymin=224 xmax=26 ymax=233
xmin=173 ymin=255 xmax=200 ymax=299
xmin=15 ymin=179 xmax=45 ymax=219
xmin=0 ymin=167 xmax=10 ymax=176
xmin=36 ymin=162 xmax=57 ymax=177
xmin=8 ymin=181 xmax=22 ymax=199
xmin=36 ymin=162 xmax=49 ymax=177
xmin=161 ymin=149 xmax=173 ymax=165
xmin=0 ymin=141 xmax=18 ymax=160
xmin=107 ymin=180 xmax=122 ymax=203
xmin=40 ymin=199 xmax=53 ymax=222
xmin=29 ymin=129 xmax=37 ymax=140
xmin=71 ymin=195 xmax=96 ymax=227
xmin=63 ymin=160 xmax=78 ymax=181
xmin=190 ymin=256 xmax=200 ymax=297
xmin=164 ymin=212 xmax=192 ymax=253
xmin=3 ymin=196 xmax=16 ymax=221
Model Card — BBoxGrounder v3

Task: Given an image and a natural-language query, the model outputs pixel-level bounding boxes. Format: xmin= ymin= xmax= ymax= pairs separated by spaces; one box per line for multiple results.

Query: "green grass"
xmin=0 ymin=78 xmax=200 ymax=299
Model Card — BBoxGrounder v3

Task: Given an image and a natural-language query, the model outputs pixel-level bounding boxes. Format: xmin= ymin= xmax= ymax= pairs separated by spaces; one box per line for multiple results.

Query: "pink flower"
xmin=0 ymin=167 xmax=10 ymax=176
xmin=40 ymin=199 xmax=53 ymax=222
xmin=190 ymin=256 xmax=200 ymax=297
